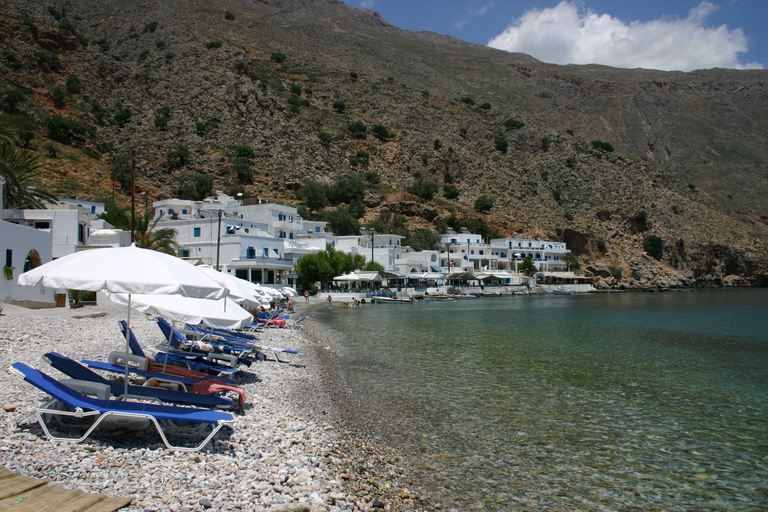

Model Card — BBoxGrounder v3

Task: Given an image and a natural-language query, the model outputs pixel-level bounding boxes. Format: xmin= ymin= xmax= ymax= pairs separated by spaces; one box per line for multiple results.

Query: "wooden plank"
xmin=0 ymin=467 xmax=133 ymax=512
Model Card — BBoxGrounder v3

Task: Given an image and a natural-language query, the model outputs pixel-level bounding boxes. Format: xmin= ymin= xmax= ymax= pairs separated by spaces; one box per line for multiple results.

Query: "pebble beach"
xmin=0 ymin=300 xmax=435 ymax=512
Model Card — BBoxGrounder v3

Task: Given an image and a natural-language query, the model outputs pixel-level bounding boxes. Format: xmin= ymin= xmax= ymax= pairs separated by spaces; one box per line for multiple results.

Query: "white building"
xmin=0 ymin=178 xmax=56 ymax=305
xmin=2 ymin=203 xmax=94 ymax=258
xmin=490 ymin=236 xmax=569 ymax=272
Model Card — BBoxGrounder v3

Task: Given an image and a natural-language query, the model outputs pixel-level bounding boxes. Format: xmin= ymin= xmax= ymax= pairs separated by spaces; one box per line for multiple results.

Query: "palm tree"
xmin=0 ymin=141 xmax=58 ymax=209
xmin=133 ymin=210 xmax=178 ymax=255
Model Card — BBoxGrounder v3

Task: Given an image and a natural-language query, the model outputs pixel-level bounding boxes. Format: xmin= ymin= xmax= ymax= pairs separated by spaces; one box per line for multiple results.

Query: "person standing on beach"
xmin=304 ymin=290 xmax=309 ymax=303
xmin=327 ymin=294 xmax=333 ymax=306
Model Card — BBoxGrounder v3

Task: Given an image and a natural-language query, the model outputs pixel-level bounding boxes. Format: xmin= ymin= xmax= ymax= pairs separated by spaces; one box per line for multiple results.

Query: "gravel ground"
xmin=0 ymin=300 xmax=436 ymax=512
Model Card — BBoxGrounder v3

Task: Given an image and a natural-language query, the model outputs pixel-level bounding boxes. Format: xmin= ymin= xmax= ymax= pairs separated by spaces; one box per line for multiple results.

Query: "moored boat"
xmin=372 ymin=297 xmax=412 ymax=304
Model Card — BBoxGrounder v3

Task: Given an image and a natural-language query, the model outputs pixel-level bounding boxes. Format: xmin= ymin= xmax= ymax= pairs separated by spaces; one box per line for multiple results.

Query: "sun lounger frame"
xmin=10 ymin=362 xmax=234 ymax=452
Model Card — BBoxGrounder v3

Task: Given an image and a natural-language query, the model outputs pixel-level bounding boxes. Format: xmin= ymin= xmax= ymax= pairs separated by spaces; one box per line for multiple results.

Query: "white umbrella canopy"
xmin=17 ymin=245 xmax=229 ymax=394
xmin=107 ymin=293 xmax=253 ymax=330
xmin=196 ymin=266 xmax=263 ymax=308
xmin=18 ymin=245 xmax=228 ymax=300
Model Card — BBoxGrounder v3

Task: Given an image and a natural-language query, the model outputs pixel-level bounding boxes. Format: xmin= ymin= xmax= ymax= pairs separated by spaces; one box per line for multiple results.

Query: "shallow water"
xmin=317 ymin=289 xmax=768 ymax=510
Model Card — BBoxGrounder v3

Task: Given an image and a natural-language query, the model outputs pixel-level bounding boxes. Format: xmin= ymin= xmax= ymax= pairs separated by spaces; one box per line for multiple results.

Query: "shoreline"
xmin=0 ymin=299 xmax=435 ymax=511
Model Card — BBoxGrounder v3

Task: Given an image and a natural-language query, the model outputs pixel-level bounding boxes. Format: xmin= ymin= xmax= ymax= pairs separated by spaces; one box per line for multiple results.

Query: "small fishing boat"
xmin=431 ymin=294 xmax=455 ymax=301
xmin=454 ymin=294 xmax=479 ymax=300
xmin=552 ymin=287 xmax=576 ymax=295
xmin=372 ymin=297 xmax=412 ymax=304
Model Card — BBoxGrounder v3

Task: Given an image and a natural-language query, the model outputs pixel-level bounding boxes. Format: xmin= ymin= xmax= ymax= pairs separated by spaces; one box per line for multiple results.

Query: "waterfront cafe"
xmin=379 ymin=271 xmax=446 ymax=291
xmin=332 ymin=271 xmax=382 ymax=290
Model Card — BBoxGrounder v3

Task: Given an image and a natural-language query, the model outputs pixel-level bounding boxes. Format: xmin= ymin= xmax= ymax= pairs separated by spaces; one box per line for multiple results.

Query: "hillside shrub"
xmin=643 ymin=234 xmax=664 ymax=260
xmin=372 ymin=124 xmax=393 ymax=140
xmin=479 ymin=102 xmax=491 ymax=110
xmin=36 ymin=51 xmax=61 ymax=73
xmin=166 ymin=145 xmax=190 ymax=169
xmin=206 ymin=41 xmax=223 ymax=49
xmin=406 ymin=181 xmax=438 ymax=201
xmin=51 ymin=87 xmax=66 ymax=108
xmin=270 ymin=52 xmax=286 ymax=63
xmin=332 ymin=100 xmax=345 ymax=113
xmin=154 ymin=115 xmax=168 ymax=129
xmin=232 ymin=145 xmax=255 ymax=159
xmin=224 ymin=10 xmax=235 ymax=20
xmin=347 ymin=121 xmax=367 ymax=138
xmin=65 ymin=75 xmax=82 ymax=93
xmin=494 ymin=136 xmax=508 ymax=154
xmin=591 ymin=140 xmax=614 ymax=152
xmin=317 ymin=131 xmax=333 ymax=144
xmin=113 ymin=107 xmax=132 ymax=127
xmin=44 ymin=114 xmax=92 ymax=144
xmin=443 ymin=184 xmax=460 ymax=199
xmin=503 ymin=118 xmax=525 ymax=130
xmin=459 ymin=97 xmax=475 ymax=105
xmin=474 ymin=195 xmax=493 ymax=213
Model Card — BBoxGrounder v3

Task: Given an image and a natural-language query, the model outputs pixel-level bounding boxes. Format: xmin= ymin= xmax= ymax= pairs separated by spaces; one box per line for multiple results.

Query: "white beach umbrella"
xmin=196 ymin=266 xmax=263 ymax=308
xmin=18 ymin=245 xmax=228 ymax=393
xmin=107 ymin=293 xmax=253 ymax=330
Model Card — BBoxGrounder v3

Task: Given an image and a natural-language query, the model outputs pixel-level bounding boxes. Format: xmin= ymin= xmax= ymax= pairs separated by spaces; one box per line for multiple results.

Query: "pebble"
xmin=0 ymin=302 xmax=436 ymax=511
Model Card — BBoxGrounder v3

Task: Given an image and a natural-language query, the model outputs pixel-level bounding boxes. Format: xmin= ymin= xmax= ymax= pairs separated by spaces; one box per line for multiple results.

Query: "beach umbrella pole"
xmin=123 ymin=293 xmax=132 ymax=396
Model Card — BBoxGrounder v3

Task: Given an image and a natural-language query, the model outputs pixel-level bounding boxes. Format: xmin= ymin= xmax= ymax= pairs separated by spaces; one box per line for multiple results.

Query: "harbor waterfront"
xmin=315 ymin=289 xmax=768 ymax=511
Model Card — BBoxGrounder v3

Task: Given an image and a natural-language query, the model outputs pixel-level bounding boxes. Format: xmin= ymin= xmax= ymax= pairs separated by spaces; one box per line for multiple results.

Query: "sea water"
xmin=316 ymin=289 xmax=768 ymax=511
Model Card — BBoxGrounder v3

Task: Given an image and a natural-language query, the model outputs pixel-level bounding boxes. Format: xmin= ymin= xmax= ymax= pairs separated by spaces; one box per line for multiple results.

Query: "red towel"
xmin=192 ymin=380 xmax=246 ymax=410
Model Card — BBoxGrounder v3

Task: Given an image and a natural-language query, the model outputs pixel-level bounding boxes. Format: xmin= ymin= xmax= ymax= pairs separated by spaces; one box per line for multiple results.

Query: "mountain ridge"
xmin=1 ymin=0 xmax=767 ymax=288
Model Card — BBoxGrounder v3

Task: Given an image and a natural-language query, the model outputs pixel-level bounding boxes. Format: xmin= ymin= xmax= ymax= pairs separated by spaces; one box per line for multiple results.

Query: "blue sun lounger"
xmin=183 ymin=324 xmax=306 ymax=366
xmin=82 ymin=353 xmax=239 ymax=388
xmin=10 ymin=362 xmax=234 ymax=452
xmin=156 ymin=318 xmax=253 ymax=362
xmin=44 ymin=352 xmax=236 ymax=410
xmin=119 ymin=320 xmax=247 ymax=375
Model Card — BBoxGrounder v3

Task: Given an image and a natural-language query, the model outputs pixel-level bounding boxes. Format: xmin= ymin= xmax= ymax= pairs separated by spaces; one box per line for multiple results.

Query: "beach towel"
xmin=192 ymin=380 xmax=246 ymax=410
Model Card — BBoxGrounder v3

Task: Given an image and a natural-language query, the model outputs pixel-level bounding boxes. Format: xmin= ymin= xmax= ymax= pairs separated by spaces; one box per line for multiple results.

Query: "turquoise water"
xmin=317 ymin=289 xmax=768 ymax=511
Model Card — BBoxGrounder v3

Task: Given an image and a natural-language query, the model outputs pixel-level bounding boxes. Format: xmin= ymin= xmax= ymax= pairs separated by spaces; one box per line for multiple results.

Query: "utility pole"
xmin=130 ymin=154 xmax=135 ymax=243
xmin=216 ymin=209 xmax=222 ymax=271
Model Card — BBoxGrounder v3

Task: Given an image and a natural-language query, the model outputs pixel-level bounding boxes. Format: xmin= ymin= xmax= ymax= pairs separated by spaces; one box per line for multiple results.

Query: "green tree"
xmin=231 ymin=157 xmax=253 ymax=185
xmin=494 ymin=136 xmax=508 ymax=154
xmin=98 ymin=205 xmax=130 ymax=230
xmin=270 ymin=52 xmax=287 ymax=63
xmin=132 ymin=211 xmax=177 ymax=255
xmin=404 ymin=228 xmax=440 ymax=251
xmin=332 ymin=100 xmax=345 ymax=113
xmin=1 ymin=87 xmax=26 ymax=113
xmin=443 ymin=184 xmax=460 ymax=199
xmin=503 ymin=118 xmax=525 ymax=130
xmin=65 ymin=75 xmax=82 ymax=93
xmin=110 ymin=153 xmax=133 ymax=192
xmin=322 ymin=206 xmax=360 ymax=236
xmin=363 ymin=261 xmax=385 ymax=272
xmin=166 ymin=145 xmax=190 ymax=169
xmin=518 ymin=255 xmax=538 ymax=276
xmin=113 ymin=107 xmax=132 ymax=127
xmin=232 ymin=145 xmax=255 ymax=159
xmin=328 ymin=176 xmax=365 ymax=205
xmin=562 ymin=252 xmax=581 ymax=272
xmin=295 ymin=250 xmax=334 ymax=287
xmin=474 ymin=195 xmax=493 ymax=213
xmin=643 ymin=234 xmax=664 ymax=260
xmin=296 ymin=181 xmax=329 ymax=216
xmin=406 ymin=180 xmax=438 ymax=201
xmin=0 ymin=142 xmax=58 ymax=208
xmin=591 ymin=140 xmax=614 ymax=152
xmin=371 ymin=124 xmax=393 ymax=140
xmin=347 ymin=120 xmax=367 ymax=138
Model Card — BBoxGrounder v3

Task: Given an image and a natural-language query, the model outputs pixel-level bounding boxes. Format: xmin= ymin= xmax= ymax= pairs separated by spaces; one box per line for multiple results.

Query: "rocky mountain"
xmin=1 ymin=0 xmax=767 ymax=288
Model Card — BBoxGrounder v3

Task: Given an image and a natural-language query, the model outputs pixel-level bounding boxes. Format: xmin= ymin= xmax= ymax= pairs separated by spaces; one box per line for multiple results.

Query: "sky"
xmin=343 ymin=0 xmax=766 ymax=72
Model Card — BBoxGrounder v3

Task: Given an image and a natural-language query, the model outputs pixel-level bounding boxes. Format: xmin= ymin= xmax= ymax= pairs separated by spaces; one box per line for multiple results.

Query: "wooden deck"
xmin=0 ymin=466 xmax=133 ymax=511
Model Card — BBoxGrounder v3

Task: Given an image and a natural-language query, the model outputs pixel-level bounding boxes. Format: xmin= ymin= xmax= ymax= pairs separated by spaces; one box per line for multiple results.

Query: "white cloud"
xmin=487 ymin=1 xmax=760 ymax=71
xmin=455 ymin=1 xmax=494 ymax=30
xmin=358 ymin=0 xmax=376 ymax=10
